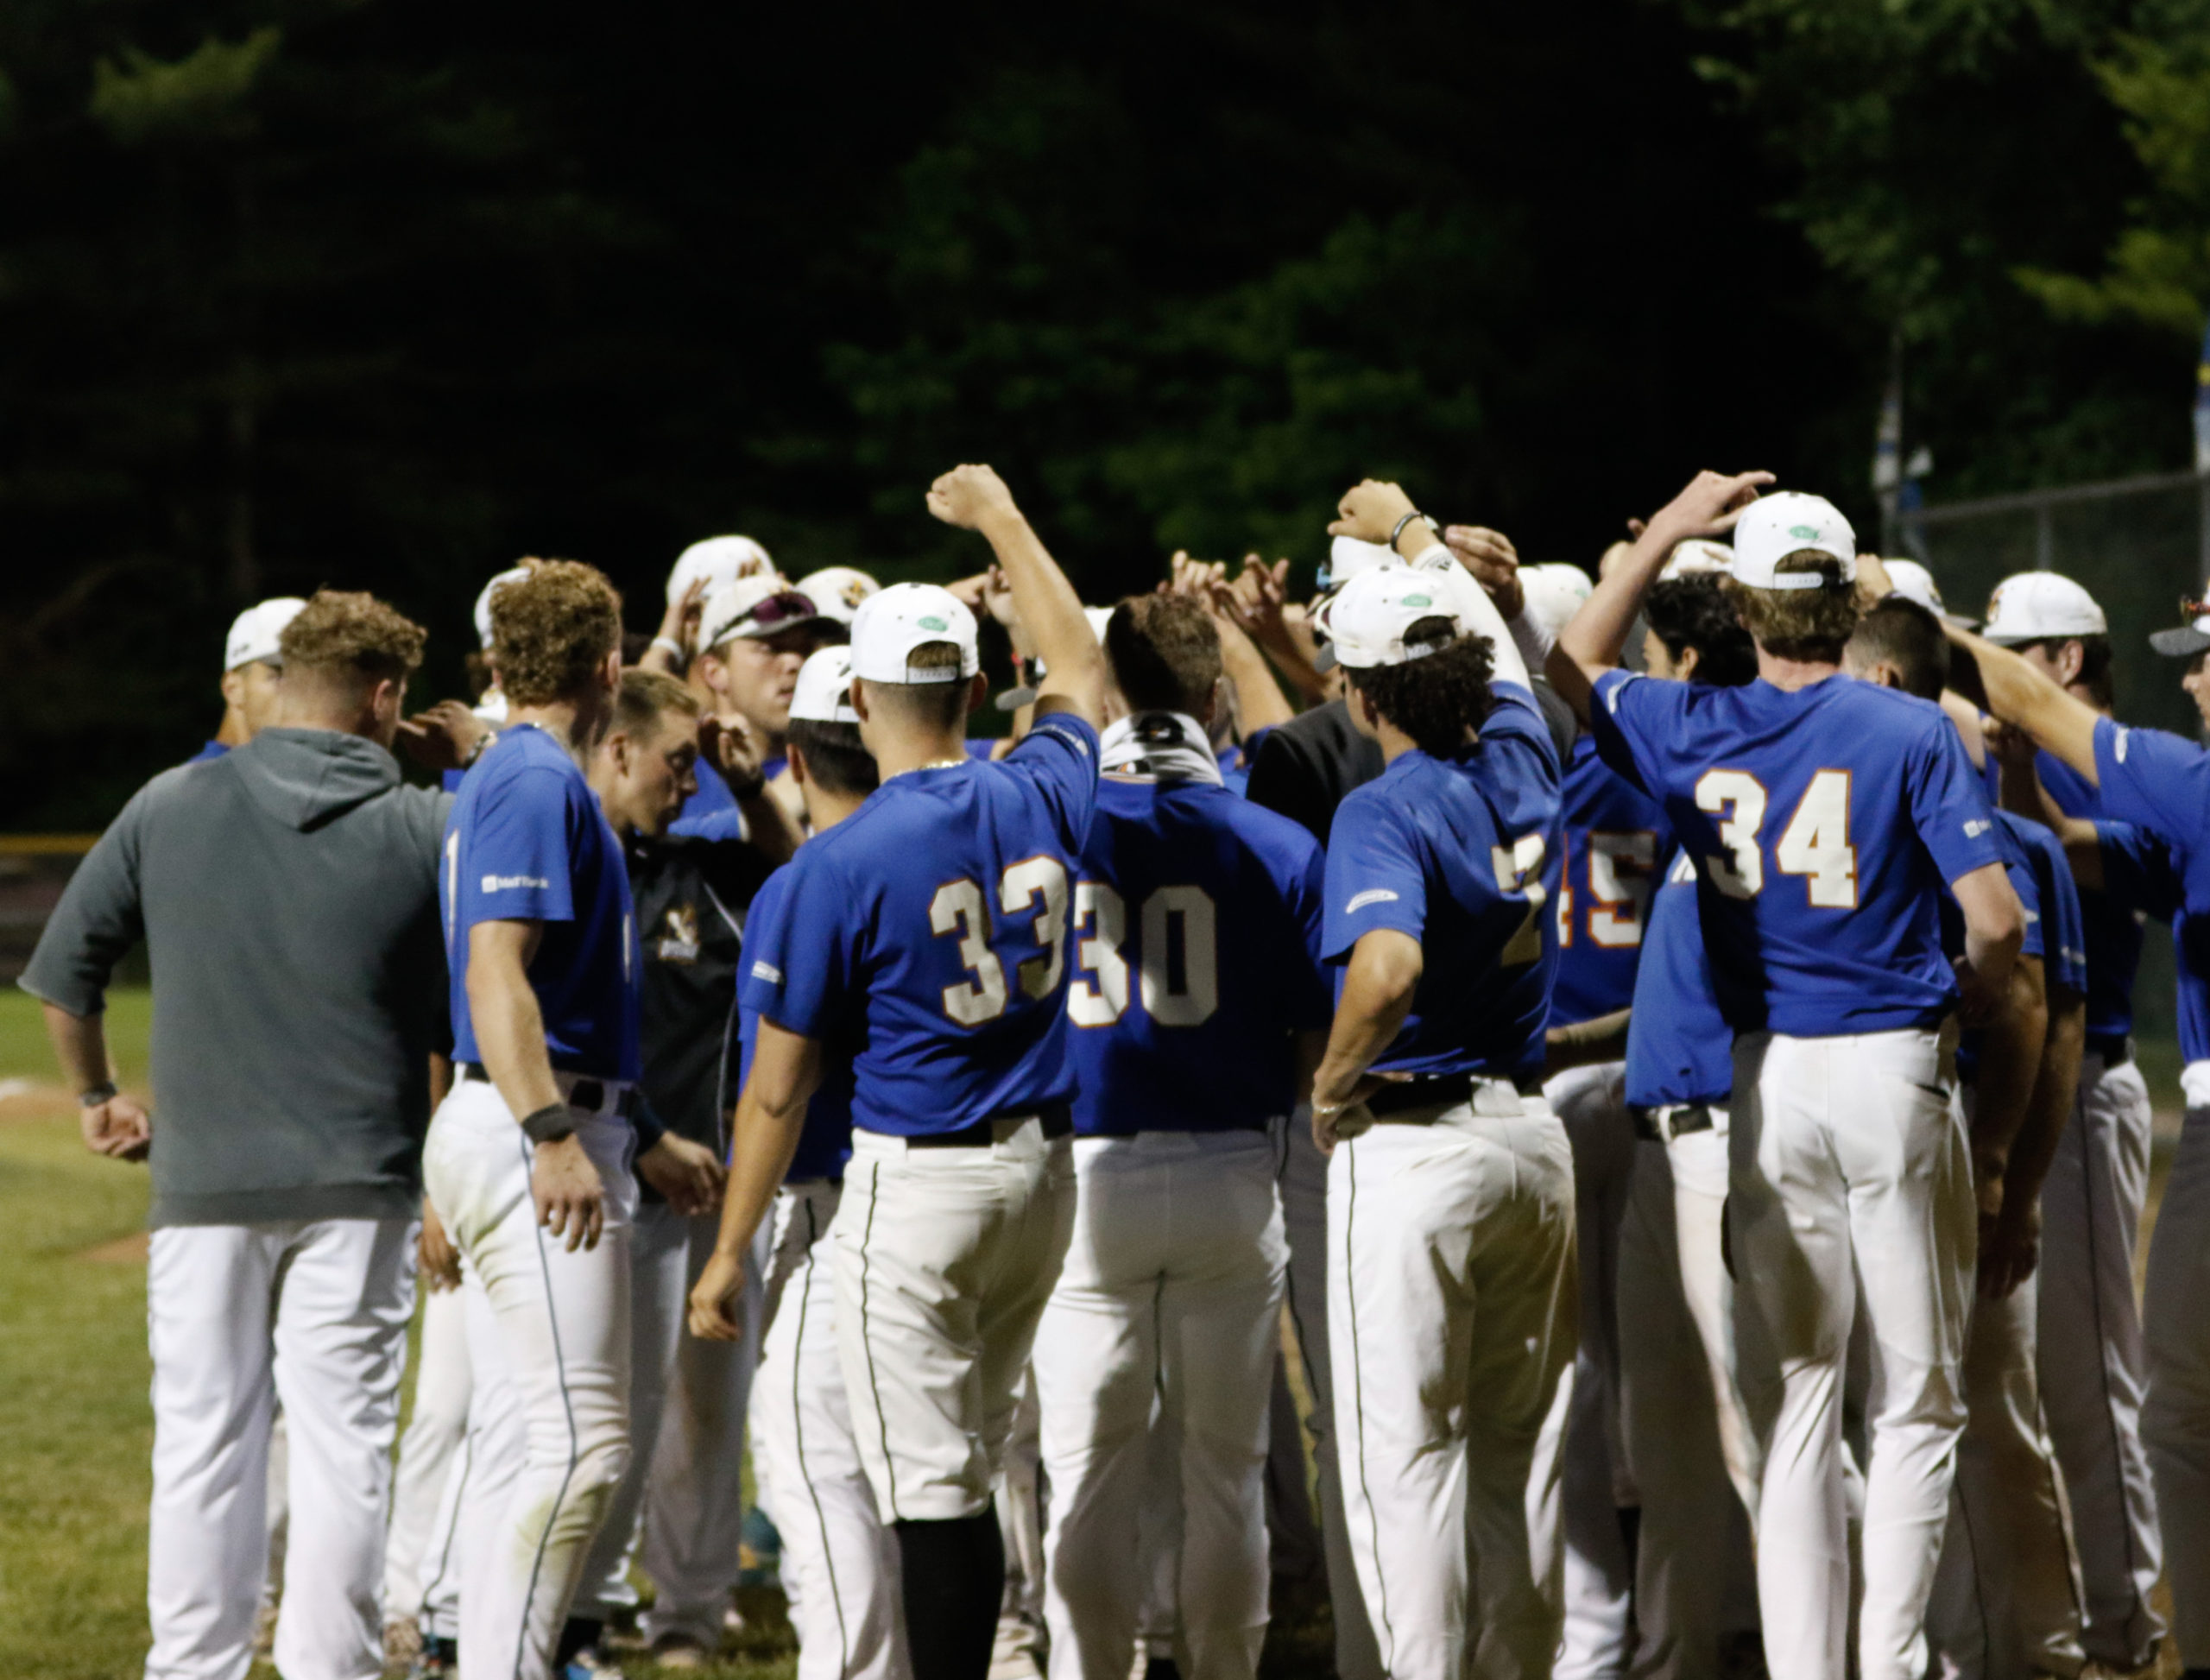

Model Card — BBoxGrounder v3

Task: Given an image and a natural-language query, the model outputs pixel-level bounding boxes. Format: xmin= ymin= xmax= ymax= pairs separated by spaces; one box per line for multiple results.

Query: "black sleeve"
xmin=1531 ymin=677 xmax=1580 ymax=763
xmin=1247 ymin=725 xmax=1334 ymax=849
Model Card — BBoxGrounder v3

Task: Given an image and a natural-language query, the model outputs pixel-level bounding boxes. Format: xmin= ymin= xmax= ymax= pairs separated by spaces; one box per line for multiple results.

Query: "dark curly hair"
xmin=1344 ymin=617 xmax=1496 ymax=755
xmin=1645 ymin=574 xmax=1757 ymax=687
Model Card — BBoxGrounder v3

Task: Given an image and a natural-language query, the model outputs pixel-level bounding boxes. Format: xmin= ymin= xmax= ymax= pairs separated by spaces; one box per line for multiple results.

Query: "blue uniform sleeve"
xmin=1586 ymin=668 xmax=1681 ymax=799
xmin=1904 ymin=719 xmax=2006 ymax=887
xmin=1321 ymin=793 xmax=1428 ymax=963
xmin=2032 ymin=828 xmax=2089 ymax=998
xmin=2094 ymin=717 xmax=2210 ymax=861
xmin=1002 ymin=711 xmax=1102 ymax=853
xmin=2098 ymin=818 xmax=2182 ymax=922
xmin=739 ymin=856 xmax=854 ymax=1042
xmin=455 ymin=766 xmax=579 ymax=930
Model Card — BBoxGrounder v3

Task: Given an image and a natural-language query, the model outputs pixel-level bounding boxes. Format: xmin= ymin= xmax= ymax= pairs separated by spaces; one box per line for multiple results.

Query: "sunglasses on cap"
xmin=734 ymin=591 xmax=821 ymax=634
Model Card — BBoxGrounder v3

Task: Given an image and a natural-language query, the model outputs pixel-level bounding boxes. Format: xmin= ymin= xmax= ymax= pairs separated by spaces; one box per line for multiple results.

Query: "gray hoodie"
xmin=21 ymin=728 xmax=451 ymax=1227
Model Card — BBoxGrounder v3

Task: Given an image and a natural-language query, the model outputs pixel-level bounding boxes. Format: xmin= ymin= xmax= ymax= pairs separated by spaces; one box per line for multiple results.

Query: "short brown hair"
xmin=1723 ymin=555 xmax=1859 ymax=663
xmin=612 ymin=669 xmax=701 ymax=738
xmin=279 ymin=590 xmax=426 ymax=684
xmin=492 ymin=560 xmax=623 ymax=707
xmin=1106 ymin=595 xmax=1220 ymax=716
xmin=861 ymin=641 xmax=970 ymax=730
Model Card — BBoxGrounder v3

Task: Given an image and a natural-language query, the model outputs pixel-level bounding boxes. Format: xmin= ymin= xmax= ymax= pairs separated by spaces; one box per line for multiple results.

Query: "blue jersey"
xmin=2093 ymin=717 xmax=2210 ymax=1062
xmin=673 ymin=756 xmax=740 ymax=831
xmin=1590 ymin=671 xmax=2005 ymax=1037
xmin=742 ymin=712 xmax=1101 ymax=1137
xmin=1943 ymin=809 xmax=2086 ymax=1083
xmin=1550 ymin=733 xmax=1671 ymax=1027
xmin=1322 ymin=684 xmax=1562 ymax=1082
xmin=1625 ymin=849 xmax=1733 ymax=1108
xmin=1066 ymin=775 xmax=1329 ymax=1137
xmin=2037 ymin=750 xmax=2157 ymax=1039
xmin=737 ymin=867 xmax=854 ymax=1183
xmin=442 ymin=723 xmax=641 ymax=1081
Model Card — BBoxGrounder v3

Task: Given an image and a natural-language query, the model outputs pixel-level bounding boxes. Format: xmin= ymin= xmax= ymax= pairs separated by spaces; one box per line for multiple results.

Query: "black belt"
xmin=2086 ymin=1032 xmax=2132 ymax=1070
xmin=458 ymin=1060 xmax=616 ymax=1115
xmin=1632 ymin=1103 xmax=1715 ymax=1143
xmin=906 ymin=1103 xmax=1074 ymax=1149
xmin=1364 ymin=1073 xmax=1542 ymax=1121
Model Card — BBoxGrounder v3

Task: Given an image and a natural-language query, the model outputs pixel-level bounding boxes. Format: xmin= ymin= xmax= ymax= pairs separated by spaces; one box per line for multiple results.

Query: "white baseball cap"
xmin=794 ymin=566 xmax=881 ymax=627
xmin=224 ymin=597 xmax=307 ymax=672
xmin=789 ymin=645 xmax=862 ymax=724
xmin=1982 ymin=572 xmax=2107 ymax=645
xmin=473 ymin=565 xmax=534 ymax=653
xmin=849 ymin=583 xmax=980 ymax=685
xmin=1659 ymin=539 xmax=1733 ymax=581
xmin=2151 ymin=603 xmax=2210 ymax=658
xmin=1317 ymin=566 xmax=1468 ymax=671
xmin=1320 ymin=534 xmax=1397 ymax=595
xmin=1730 ymin=492 xmax=1856 ymax=591
xmin=1517 ymin=563 xmax=1592 ymax=645
xmin=698 ymin=574 xmax=830 ymax=653
xmin=666 ymin=535 xmax=774 ymax=608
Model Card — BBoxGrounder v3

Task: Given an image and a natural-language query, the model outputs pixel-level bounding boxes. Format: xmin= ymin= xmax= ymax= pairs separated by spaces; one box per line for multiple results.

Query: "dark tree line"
xmin=3 ymin=0 xmax=2201 ymax=825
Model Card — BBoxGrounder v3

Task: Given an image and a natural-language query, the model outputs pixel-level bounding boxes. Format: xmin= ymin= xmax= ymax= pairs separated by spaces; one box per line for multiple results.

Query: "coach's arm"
xmin=1549 ymin=469 xmax=1775 ymax=723
xmin=690 ymin=1019 xmax=824 ymax=1342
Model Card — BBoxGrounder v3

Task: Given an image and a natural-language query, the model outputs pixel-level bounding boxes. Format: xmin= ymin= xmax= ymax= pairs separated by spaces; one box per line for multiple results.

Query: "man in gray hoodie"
xmin=22 ymin=589 xmax=450 ymax=1680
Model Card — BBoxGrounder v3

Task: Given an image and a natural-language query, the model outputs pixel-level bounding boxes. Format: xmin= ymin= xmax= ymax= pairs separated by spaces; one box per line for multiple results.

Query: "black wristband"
xmin=724 ymin=765 xmax=768 ymax=802
xmin=1390 ymin=509 xmax=1439 ymax=553
xmin=521 ymin=1102 xmax=576 ymax=1145
xmin=79 ymin=1081 xmax=118 ymax=1107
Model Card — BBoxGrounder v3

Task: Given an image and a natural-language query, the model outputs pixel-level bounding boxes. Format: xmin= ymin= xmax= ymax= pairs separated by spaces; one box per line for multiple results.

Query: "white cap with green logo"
xmin=1317 ymin=566 xmax=1470 ymax=671
xmin=1730 ymin=491 xmax=1856 ymax=591
xmin=849 ymin=582 xmax=981 ymax=684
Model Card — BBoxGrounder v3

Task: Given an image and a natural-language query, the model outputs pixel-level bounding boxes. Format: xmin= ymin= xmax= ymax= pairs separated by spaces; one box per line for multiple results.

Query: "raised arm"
xmin=1550 ymin=470 xmax=1774 ymax=722
xmin=688 ymin=1019 xmax=824 ymax=1341
xmin=1326 ymin=479 xmax=1531 ymax=690
xmin=928 ymin=464 xmax=1104 ymax=727
xmin=1942 ymin=624 xmax=2100 ymax=782
xmin=1991 ymin=725 xmax=2105 ymax=891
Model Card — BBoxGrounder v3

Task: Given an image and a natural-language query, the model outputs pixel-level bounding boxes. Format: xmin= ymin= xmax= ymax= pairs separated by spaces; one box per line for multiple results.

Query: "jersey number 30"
xmin=931 ymin=858 xmax=1070 ymax=1026
xmin=1694 ymin=768 xmax=1858 ymax=907
xmin=1066 ymin=881 xmax=1220 ymax=1028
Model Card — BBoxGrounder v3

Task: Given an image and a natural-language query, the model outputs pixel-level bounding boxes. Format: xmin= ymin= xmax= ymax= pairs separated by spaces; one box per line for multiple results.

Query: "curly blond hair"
xmin=491 ymin=560 xmax=624 ymax=706
xmin=279 ymin=590 xmax=426 ymax=683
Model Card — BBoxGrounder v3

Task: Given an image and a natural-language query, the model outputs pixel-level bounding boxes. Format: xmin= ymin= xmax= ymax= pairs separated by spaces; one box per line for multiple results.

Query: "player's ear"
xmin=849 ymin=679 xmax=871 ymax=723
xmin=967 ymin=671 xmax=988 ymax=716
xmin=787 ymin=742 xmax=811 ymax=786
xmin=1676 ymin=645 xmax=1701 ymax=683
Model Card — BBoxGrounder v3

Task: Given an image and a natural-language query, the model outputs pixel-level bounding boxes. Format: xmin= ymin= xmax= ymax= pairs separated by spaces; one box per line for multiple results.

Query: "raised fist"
xmin=927 ymin=464 xmax=1020 ymax=532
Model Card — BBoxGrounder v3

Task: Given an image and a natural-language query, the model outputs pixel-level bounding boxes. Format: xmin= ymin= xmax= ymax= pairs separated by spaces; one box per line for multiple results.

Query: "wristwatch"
xmin=79 ymin=1081 xmax=118 ymax=1107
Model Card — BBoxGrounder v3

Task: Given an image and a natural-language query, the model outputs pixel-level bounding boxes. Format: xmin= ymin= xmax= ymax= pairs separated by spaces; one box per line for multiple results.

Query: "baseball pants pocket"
xmin=836 ymin=1123 xmax=1076 ymax=1523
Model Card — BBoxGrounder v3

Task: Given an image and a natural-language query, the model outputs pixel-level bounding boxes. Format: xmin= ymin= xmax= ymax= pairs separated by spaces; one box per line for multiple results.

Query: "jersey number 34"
xmin=1695 ymin=768 xmax=1858 ymax=907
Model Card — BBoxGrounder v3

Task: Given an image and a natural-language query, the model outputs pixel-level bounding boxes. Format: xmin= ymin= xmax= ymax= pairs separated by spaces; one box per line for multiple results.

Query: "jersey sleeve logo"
xmin=2113 ymin=728 xmax=2131 ymax=763
xmin=1964 ymin=818 xmax=1991 ymax=838
xmin=1345 ymin=888 xmax=1399 ymax=914
xmin=750 ymin=959 xmax=783 ymax=985
xmin=482 ymin=873 xmax=551 ymax=893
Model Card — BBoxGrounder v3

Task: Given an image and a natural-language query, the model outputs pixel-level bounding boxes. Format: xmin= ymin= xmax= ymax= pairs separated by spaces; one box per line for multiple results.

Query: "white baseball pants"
xmin=638 ymin=1208 xmax=768 ymax=1647
xmin=1033 ymin=1129 xmax=1287 ymax=1680
xmin=1544 ymin=1063 xmax=1636 ymax=1680
xmin=1615 ymin=1124 xmax=1760 ymax=1678
xmin=2039 ymin=1050 xmax=2164 ymax=1669
xmin=2145 ymin=1095 xmax=2210 ymax=1669
xmin=382 ymin=1277 xmax=472 ymax=1625
xmin=754 ymin=1178 xmax=906 ymax=1680
xmin=144 ymin=1216 xmax=414 ymax=1680
xmin=1925 ymin=1270 xmax=2087 ymax=1678
xmin=1728 ymin=1028 xmax=1973 ymax=1680
xmin=1329 ymin=1090 xmax=1577 ymax=1680
xmin=835 ymin=1117 xmax=1076 ymax=1521
xmin=1275 ymin=1110 xmax=1383 ymax=1680
xmin=421 ymin=1077 xmax=636 ymax=1680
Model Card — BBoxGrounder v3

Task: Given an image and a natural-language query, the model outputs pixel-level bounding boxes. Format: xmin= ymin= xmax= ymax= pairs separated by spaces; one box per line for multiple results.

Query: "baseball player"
xmin=1975 ymin=569 xmax=2171 ymax=1672
xmin=727 ymin=643 xmax=908 ymax=1680
xmin=1947 ymin=606 xmax=2210 ymax=1680
xmin=422 ymin=559 xmax=647 ymax=1680
xmin=1600 ymin=567 xmax=1765 ymax=1677
xmin=190 ymin=596 xmax=306 ymax=760
xmin=1030 ymin=592 xmax=1329 ymax=1680
xmin=1844 ymin=593 xmax=2090 ymax=1679
xmin=1307 ymin=480 xmax=1574 ymax=1680
xmin=689 ymin=463 xmax=1104 ymax=1680
xmin=680 ymin=573 xmax=845 ymax=833
xmin=1550 ymin=473 xmax=2024 ymax=1680
xmin=1534 ymin=559 xmax=1671 ymax=1680
xmin=799 ymin=565 xmax=884 ymax=628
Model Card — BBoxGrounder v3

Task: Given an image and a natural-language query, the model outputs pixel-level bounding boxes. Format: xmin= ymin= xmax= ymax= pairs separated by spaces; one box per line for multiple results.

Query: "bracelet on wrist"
xmin=79 ymin=1081 xmax=118 ymax=1108
xmin=1389 ymin=510 xmax=1440 ymax=554
xmin=522 ymin=1102 xmax=576 ymax=1146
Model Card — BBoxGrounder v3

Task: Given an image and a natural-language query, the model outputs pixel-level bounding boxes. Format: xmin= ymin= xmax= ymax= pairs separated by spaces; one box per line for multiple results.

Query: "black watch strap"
xmin=80 ymin=1081 xmax=118 ymax=1107
xmin=521 ymin=1102 xmax=576 ymax=1145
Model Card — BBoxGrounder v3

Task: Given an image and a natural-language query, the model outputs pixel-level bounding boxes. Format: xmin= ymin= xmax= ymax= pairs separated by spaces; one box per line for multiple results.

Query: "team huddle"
xmin=23 ymin=458 xmax=2210 ymax=1680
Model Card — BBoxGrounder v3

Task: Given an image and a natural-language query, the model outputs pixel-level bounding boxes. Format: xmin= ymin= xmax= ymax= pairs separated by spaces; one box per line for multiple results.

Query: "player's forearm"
xmin=710 ymin=1097 xmax=804 ymax=1265
xmin=739 ymin=783 xmax=804 ymax=865
xmin=1946 ymin=627 xmax=2100 ymax=782
xmin=982 ymin=508 xmax=1102 ymax=722
xmin=1217 ymin=622 xmax=1296 ymax=733
xmin=2006 ymin=992 xmax=2084 ymax=1215
xmin=1546 ymin=1007 xmax=1631 ymax=1076
xmin=41 ymin=1001 xmax=110 ymax=1093
xmin=466 ymin=957 xmax=564 ymax=1120
xmin=1556 ymin=519 xmax=1676 ymax=682
xmin=1410 ymin=546 xmax=1530 ymax=691
xmin=1313 ymin=932 xmax=1422 ymax=1108
xmin=1969 ymin=957 xmax=2047 ymax=1184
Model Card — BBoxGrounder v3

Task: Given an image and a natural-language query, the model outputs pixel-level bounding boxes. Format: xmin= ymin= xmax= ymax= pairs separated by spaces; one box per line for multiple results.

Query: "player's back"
xmin=747 ymin=716 xmax=1097 ymax=1136
xmin=1591 ymin=672 xmax=2000 ymax=1037
xmin=1323 ymin=685 xmax=1563 ymax=1083
xmin=1067 ymin=775 xmax=1329 ymax=1135
xmin=1551 ymin=731 xmax=1670 ymax=1027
